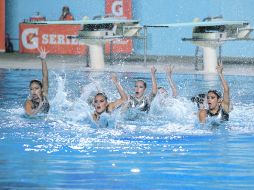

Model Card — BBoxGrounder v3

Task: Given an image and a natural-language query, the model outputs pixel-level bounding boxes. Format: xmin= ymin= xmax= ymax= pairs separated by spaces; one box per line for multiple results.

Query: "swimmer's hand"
xmin=37 ymin=47 xmax=49 ymax=60
xmin=151 ymin=66 xmax=157 ymax=74
xmin=216 ymin=61 xmax=223 ymax=75
xmin=166 ymin=65 xmax=174 ymax=76
xmin=111 ymin=73 xmax=119 ymax=84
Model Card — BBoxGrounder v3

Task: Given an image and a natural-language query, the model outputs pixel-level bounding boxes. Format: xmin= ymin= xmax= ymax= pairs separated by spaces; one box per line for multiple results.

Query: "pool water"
xmin=0 ymin=68 xmax=254 ymax=189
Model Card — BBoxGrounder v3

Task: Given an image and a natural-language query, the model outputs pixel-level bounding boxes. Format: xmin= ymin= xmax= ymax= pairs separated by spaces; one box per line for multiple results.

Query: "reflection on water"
xmin=0 ymin=69 xmax=254 ymax=189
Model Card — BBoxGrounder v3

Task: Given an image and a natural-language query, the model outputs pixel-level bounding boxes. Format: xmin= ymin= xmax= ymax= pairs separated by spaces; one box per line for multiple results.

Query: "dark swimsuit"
xmin=207 ymin=106 xmax=229 ymax=121
xmin=128 ymin=94 xmax=155 ymax=112
xmin=31 ymin=96 xmax=50 ymax=114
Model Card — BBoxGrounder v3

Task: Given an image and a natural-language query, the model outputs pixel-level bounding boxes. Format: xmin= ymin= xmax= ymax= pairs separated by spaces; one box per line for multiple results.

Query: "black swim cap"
xmin=30 ymin=79 xmax=42 ymax=88
xmin=208 ymin=90 xmax=222 ymax=98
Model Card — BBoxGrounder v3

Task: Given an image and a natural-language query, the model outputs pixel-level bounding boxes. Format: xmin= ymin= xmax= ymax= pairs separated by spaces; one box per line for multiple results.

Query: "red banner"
xmin=19 ymin=23 xmax=87 ymax=55
xmin=0 ymin=0 xmax=5 ymax=52
xmin=105 ymin=0 xmax=133 ymax=54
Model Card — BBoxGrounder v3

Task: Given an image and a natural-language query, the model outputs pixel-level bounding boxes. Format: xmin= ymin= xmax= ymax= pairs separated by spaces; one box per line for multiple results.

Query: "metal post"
xmin=144 ymin=26 xmax=147 ymax=67
xmin=194 ymin=46 xmax=199 ymax=70
xmin=218 ymin=46 xmax=222 ymax=64
xmin=110 ymin=40 xmax=113 ymax=65
xmin=86 ymin=45 xmax=89 ymax=67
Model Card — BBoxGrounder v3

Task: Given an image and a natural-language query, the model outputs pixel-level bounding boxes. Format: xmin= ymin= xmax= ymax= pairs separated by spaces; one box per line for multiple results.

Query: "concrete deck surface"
xmin=0 ymin=52 xmax=254 ymax=76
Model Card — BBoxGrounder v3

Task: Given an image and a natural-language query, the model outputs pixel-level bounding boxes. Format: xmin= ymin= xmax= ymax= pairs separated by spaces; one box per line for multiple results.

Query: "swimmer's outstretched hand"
xmin=111 ymin=73 xmax=119 ymax=84
xmin=216 ymin=61 xmax=223 ymax=75
xmin=151 ymin=66 xmax=157 ymax=74
xmin=166 ymin=65 xmax=174 ymax=76
xmin=37 ymin=47 xmax=49 ymax=60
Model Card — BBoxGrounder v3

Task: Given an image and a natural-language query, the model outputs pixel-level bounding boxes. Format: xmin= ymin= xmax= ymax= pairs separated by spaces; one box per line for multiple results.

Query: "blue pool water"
xmin=0 ymin=68 xmax=254 ymax=189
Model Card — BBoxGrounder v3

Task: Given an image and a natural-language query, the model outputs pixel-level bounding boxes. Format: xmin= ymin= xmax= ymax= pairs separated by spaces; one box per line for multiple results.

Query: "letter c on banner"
xmin=22 ymin=28 xmax=39 ymax=49
xmin=111 ymin=0 xmax=123 ymax=17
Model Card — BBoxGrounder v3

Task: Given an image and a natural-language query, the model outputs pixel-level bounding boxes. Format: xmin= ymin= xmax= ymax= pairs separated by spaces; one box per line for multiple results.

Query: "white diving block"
xmin=27 ymin=18 xmax=142 ymax=70
xmin=145 ymin=19 xmax=252 ymax=73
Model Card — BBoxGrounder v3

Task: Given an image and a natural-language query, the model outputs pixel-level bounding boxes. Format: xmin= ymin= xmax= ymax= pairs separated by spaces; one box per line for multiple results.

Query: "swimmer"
xmin=124 ymin=66 xmax=157 ymax=112
xmin=157 ymin=65 xmax=178 ymax=98
xmin=92 ymin=73 xmax=128 ymax=124
xmin=24 ymin=47 xmax=50 ymax=115
xmin=198 ymin=62 xmax=231 ymax=123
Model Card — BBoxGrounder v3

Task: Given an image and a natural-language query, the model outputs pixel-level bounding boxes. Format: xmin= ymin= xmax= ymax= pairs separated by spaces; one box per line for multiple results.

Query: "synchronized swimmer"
xmin=24 ymin=50 xmax=232 ymax=127
xmin=24 ymin=48 xmax=50 ymax=116
xmin=92 ymin=73 xmax=127 ymax=126
xmin=123 ymin=66 xmax=157 ymax=113
xmin=198 ymin=62 xmax=231 ymax=124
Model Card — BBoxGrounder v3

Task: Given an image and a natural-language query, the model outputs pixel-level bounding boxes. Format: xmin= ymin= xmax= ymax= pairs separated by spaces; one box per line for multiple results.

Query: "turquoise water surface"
xmin=0 ymin=68 xmax=254 ymax=189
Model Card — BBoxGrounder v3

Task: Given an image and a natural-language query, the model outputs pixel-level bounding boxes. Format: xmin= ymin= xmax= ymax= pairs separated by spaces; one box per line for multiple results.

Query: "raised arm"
xmin=150 ymin=66 xmax=158 ymax=97
xmin=216 ymin=62 xmax=230 ymax=113
xmin=166 ymin=65 xmax=178 ymax=98
xmin=38 ymin=47 xmax=49 ymax=97
xmin=107 ymin=73 xmax=128 ymax=112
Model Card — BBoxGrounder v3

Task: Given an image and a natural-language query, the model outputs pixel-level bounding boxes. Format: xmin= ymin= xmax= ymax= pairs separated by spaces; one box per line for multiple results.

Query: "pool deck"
xmin=1 ymin=52 xmax=254 ymax=76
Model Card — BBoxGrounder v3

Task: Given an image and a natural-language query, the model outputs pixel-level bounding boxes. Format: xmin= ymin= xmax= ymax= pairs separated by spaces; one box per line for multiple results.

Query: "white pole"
xmin=203 ymin=47 xmax=217 ymax=73
xmin=89 ymin=43 xmax=105 ymax=70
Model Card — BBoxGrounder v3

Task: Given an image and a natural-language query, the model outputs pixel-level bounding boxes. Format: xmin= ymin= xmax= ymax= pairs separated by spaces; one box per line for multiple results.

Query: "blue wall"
xmin=6 ymin=0 xmax=254 ymax=57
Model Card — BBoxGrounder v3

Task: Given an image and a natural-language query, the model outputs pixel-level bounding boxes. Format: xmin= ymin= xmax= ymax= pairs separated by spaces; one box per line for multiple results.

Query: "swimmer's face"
xmin=94 ymin=95 xmax=108 ymax=114
xmin=134 ymin=81 xmax=146 ymax=98
xmin=158 ymin=88 xmax=168 ymax=97
xmin=30 ymin=82 xmax=43 ymax=102
xmin=207 ymin=92 xmax=220 ymax=110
